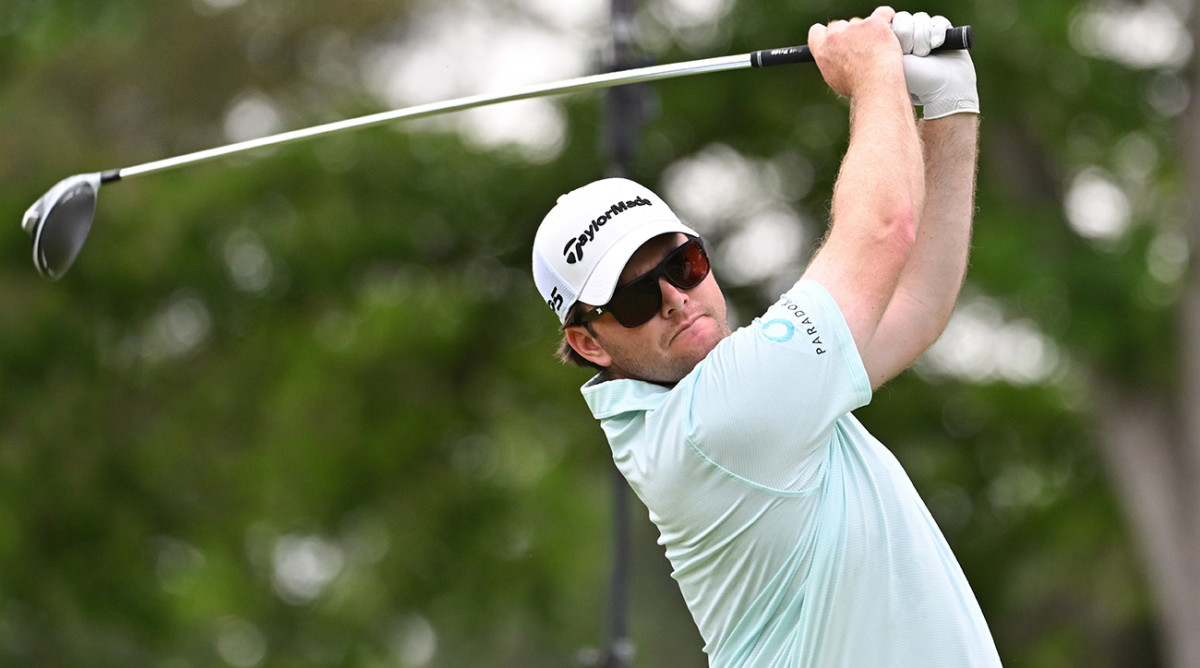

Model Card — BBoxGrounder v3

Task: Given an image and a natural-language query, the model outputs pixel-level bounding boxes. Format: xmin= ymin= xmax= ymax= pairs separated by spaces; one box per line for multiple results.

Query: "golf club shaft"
xmin=106 ymin=54 xmax=747 ymax=182
xmin=104 ymin=26 xmax=972 ymax=183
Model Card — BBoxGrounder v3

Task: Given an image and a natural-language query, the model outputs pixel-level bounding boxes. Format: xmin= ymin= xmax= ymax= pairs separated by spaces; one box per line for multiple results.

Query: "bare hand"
xmin=807 ymin=6 xmax=904 ymax=99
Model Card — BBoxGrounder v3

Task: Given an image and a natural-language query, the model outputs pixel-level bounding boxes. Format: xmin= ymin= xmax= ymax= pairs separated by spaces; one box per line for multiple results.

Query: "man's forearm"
xmin=801 ymin=49 xmax=926 ymax=349
xmin=858 ymin=113 xmax=979 ymax=386
xmin=903 ymin=113 xmax=980 ymax=329
xmin=833 ymin=76 xmax=926 ymax=248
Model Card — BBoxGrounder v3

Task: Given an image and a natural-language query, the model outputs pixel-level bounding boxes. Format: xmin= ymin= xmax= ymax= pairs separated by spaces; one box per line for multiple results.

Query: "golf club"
xmin=22 ymin=26 xmax=972 ymax=280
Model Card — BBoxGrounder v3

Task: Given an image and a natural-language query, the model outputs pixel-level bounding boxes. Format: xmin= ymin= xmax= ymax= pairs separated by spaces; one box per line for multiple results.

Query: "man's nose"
xmin=659 ymin=276 xmax=688 ymax=316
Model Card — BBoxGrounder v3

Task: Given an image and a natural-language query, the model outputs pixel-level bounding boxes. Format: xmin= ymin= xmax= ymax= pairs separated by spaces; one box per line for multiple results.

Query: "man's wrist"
xmin=921 ymin=99 xmax=980 ymax=120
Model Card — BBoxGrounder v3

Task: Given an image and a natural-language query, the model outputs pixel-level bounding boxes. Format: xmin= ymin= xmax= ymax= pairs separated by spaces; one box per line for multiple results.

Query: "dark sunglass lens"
xmin=666 ymin=241 xmax=709 ymax=288
xmin=608 ymin=276 xmax=663 ymax=327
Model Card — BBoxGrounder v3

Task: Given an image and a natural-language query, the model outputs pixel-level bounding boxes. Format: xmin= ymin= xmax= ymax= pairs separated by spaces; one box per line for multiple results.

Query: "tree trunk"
xmin=1093 ymin=382 xmax=1200 ymax=668
xmin=1090 ymin=5 xmax=1200 ymax=665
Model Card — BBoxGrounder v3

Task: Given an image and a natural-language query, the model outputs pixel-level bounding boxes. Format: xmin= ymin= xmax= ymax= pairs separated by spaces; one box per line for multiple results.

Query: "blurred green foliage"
xmin=0 ymin=0 xmax=1176 ymax=666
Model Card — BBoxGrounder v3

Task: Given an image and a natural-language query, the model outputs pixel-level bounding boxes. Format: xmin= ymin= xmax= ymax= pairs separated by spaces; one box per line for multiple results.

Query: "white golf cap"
xmin=532 ymin=178 xmax=698 ymax=323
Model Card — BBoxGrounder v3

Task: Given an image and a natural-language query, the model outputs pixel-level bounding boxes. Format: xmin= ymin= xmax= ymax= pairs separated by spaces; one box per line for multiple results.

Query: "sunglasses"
xmin=576 ymin=237 xmax=710 ymax=328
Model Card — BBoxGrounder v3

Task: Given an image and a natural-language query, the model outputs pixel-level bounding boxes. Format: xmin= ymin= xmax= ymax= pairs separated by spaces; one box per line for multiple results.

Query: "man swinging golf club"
xmin=532 ymin=7 xmax=998 ymax=666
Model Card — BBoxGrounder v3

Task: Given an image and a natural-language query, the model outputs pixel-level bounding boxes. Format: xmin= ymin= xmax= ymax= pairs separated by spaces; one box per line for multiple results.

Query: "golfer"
xmin=532 ymin=7 xmax=997 ymax=666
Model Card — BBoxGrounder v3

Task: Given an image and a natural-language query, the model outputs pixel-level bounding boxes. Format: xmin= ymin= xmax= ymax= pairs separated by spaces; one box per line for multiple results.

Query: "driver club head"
xmin=23 ymin=173 xmax=102 ymax=280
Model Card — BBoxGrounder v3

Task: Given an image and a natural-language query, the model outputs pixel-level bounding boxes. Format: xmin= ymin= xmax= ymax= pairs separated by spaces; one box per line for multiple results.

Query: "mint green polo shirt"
xmin=582 ymin=280 xmax=1001 ymax=667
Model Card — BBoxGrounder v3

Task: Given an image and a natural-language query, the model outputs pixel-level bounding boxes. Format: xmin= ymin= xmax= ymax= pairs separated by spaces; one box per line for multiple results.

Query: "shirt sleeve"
xmin=682 ymin=279 xmax=872 ymax=491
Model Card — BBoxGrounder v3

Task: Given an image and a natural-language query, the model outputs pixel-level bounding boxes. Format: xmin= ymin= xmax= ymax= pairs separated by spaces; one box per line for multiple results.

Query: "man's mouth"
xmin=669 ymin=314 xmax=703 ymax=345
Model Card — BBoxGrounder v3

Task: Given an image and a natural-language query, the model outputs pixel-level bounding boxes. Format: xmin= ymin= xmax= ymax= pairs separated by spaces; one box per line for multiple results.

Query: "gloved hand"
xmin=892 ymin=11 xmax=979 ymax=119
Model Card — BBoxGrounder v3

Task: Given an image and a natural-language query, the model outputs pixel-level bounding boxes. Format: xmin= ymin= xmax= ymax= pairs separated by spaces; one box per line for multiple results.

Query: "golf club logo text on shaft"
xmin=562 ymin=196 xmax=653 ymax=264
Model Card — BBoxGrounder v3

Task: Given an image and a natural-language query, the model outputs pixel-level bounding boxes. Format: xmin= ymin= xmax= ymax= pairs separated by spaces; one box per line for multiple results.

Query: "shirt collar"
xmin=580 ymin=374 xmax=672 ymax=419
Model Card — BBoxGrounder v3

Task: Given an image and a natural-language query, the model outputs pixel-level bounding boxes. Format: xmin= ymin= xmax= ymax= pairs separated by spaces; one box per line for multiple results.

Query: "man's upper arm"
xmin=685 ymin=282 xmax=871 ymax=489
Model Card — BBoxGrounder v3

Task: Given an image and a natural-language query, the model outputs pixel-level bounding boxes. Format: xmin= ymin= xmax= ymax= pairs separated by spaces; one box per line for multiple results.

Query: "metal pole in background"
xmin=606 ymin=0 xmax=650 ymax=181
xmin=576 ymin=2 xmax=649 ymax=667
xmin=602 ymin=0 xmax=648 ymax=667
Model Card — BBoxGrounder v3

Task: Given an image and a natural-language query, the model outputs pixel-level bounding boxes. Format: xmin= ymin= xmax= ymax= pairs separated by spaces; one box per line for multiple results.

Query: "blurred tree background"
xmin=0 ymin=0 xmax=1193 ymax=666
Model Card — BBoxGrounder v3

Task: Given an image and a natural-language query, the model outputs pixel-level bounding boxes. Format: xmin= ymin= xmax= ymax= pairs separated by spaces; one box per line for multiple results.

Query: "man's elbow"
xmin=879 ymin=203 xmax=918 ymax=256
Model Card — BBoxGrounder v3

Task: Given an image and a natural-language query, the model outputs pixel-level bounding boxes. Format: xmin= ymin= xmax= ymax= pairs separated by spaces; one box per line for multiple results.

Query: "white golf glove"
xmin=893 ymin=11 xmax=979 ymax=119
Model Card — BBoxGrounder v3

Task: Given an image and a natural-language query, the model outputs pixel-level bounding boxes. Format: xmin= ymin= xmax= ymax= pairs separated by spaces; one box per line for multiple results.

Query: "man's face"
xmin=567 ymin=233 xmax=731 ymax=384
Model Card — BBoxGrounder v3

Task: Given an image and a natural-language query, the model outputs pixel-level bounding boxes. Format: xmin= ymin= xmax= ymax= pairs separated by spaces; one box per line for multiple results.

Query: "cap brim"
xmin=576 ymin=218 xmax=698 ymax=307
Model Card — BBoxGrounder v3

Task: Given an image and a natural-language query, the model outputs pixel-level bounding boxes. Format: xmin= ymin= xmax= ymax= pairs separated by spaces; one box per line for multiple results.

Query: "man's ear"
xmin=565 ymin=325 xmax=613 ymax=369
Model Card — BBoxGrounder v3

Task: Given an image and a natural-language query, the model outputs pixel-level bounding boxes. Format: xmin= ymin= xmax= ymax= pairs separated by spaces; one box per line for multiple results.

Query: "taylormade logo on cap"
xmin=562 ymin=196 xmax=653 ymax=265
xmin=532 ymin=178 xmax=698 ymax=324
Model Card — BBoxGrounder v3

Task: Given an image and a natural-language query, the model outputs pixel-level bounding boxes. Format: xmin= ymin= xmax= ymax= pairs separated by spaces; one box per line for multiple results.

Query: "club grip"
xmin=750 ymin=25 xmax=973 ymax=68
